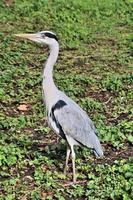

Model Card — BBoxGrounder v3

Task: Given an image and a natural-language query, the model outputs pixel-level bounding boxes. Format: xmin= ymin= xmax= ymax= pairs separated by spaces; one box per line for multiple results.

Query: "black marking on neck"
xmin=44 ymin=32 xmax=58 ymax=41
xmin=50 ymin=100 xmax=67 ymax=139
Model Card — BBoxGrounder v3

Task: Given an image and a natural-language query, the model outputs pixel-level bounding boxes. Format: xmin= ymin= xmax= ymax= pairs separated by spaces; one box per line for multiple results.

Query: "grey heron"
xmin=15 ymin=31 xmax=103 ymax=183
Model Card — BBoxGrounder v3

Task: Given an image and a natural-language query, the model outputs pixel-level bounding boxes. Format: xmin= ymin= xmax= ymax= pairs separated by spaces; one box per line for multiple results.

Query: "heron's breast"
xmin=47 ymin=113 xmax=59 ymax=134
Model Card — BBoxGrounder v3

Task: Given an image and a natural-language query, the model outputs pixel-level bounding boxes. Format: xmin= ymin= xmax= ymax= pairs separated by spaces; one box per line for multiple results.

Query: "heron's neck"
xmin=42 ymin=43 xmax=59 ymax=108
xmin=43 ymin=43 xmax=59 ymax=82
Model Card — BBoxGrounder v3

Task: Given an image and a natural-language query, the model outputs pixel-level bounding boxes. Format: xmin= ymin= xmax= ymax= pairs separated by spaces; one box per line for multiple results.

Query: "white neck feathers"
xmin=43 ymin=43 xmax=59 ymax=80
xmin=42 ymin=42 xmax=59 ymax=108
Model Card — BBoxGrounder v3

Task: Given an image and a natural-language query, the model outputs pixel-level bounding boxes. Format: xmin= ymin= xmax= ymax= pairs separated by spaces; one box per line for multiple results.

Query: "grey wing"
xmin=54 ymin=104 xmax=103 ymax=157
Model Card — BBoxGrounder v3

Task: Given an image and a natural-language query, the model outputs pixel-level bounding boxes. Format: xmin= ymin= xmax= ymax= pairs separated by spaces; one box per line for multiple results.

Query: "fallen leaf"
xmin=41 ymin=192 xmax=47 ymax=198
xmin=4 ymin=0 xmax=13 ymax=7
xmin=19 ymin=194 xmax=27 ymax=200
xmin=17 ymin=104 xmax=28 ymax=111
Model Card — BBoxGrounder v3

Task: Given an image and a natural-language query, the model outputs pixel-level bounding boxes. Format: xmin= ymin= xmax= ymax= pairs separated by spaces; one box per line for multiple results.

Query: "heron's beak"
xmin=14 ymin=33 xmax=39 ymax=42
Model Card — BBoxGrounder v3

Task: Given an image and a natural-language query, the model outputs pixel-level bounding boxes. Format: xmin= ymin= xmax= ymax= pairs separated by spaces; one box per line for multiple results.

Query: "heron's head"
xmin=15 ymin=31 xmax=58 ymax=47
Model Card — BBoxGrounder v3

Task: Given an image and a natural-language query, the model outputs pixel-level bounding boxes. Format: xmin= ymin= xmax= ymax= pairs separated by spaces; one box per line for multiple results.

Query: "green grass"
xmin=0 ymin=0 xmax=133 ymax=199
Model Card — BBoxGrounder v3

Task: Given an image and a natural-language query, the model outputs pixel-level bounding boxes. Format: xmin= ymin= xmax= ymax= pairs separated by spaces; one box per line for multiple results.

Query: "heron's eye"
xmin=41 ymin=33 xmax=46 ymax=38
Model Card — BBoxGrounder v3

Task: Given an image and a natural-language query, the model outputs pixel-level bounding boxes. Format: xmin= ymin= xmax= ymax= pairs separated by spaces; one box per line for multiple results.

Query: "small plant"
xmin=80 ymin=97 xmax=103 ymax=112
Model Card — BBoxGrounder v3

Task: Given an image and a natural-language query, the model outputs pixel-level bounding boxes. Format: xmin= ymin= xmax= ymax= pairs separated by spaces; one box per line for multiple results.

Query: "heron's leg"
xmin=71 ymin=146 xmax=76 ymax=183
xmin=64 ymin=145 xmax=71 ymax=175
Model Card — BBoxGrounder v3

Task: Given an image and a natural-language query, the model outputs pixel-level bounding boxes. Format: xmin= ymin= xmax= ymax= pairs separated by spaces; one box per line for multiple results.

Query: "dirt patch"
xmin=86 ymin=90 xmax=116 ymax=104
xmin=107 ymin=111 xmax=132 ymax=125
xmin=95 ymin=142 xmax=133 ymax=165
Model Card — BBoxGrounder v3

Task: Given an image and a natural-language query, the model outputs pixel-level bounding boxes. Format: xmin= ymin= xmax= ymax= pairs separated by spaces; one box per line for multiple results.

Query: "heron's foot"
xmin=62 ymin=179 xmax=87 ymax=187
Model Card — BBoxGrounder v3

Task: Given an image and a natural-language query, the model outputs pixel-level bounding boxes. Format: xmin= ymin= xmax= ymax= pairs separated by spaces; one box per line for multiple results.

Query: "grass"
xmin=0 ymin=0 xmax=133 ymax=199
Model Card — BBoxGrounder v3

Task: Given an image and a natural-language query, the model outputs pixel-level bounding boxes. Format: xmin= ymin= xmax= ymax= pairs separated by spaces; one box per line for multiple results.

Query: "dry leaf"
xmin=41 ymin=192 xmax=47 ymax=198
xmin=20 ymin=196 xmax=27 ymax=200
xmin=4 ymin=0 xmax=13 ymax=7
xmin=17 ymin=104 xmax=28 ymax=111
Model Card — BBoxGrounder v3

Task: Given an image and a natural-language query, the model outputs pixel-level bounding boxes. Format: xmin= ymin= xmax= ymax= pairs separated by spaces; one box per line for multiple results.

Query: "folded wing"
xmin=54 ymin=103 xmax=103 ymax=157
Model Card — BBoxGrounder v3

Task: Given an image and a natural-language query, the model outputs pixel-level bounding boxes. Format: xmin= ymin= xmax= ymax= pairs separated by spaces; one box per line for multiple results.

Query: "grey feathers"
xmin=53 ymin=94 xmax=103 ymax=157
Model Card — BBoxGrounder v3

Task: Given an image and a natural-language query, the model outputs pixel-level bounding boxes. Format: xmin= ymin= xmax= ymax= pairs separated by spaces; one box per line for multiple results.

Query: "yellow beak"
xmin=14 ymin=33 xmax=39 ymax=41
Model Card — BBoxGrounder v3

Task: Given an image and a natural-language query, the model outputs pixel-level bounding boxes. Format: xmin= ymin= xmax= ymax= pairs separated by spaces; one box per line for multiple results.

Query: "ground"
xmin=0 ymin=0 xmax=133 ymax=199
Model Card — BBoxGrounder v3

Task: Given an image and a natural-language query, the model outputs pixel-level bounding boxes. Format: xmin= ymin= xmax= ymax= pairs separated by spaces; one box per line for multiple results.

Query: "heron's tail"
xmin=93 ymin=147 xmax=103 ymax=157
xmin=91 ymin=132 xmax=104 ymax=157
